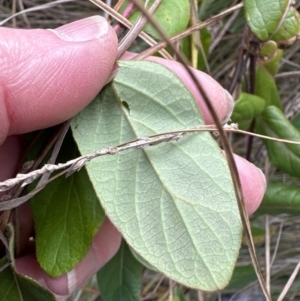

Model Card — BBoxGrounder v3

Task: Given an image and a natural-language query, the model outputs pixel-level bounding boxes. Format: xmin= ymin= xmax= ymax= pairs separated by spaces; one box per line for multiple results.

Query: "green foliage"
xmin=72 ymin=61 xmax=242 ymax=291
xmin=231 ymin=92 xmax=265 ymax=130
xmin=255 ymin=64 xmax=282 ymax=108
xmin=30 ymin=134 xmax=105 ymax=277
xmin=125 ymin=0 xmax=190 ymax=39
xmin=0 ymin=258 xmax=55 ymax=301
xmin=97 ymin=240 xmax=143 ymax=301
xmin=256 ymin=183 xmax=300 ymax=215
xmin=256 ymin=106 xmax=300 ymax=178
xmin=244 ymin=0 xmax=300 ymax=41
xmin=224 ymin=265 xmax=256 ymax=292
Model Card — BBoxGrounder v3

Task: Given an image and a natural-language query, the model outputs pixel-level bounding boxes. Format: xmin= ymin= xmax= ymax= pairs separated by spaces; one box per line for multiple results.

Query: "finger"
xmin=147 ymin=57 xmax=234 ymax=125
xmin=233 ymin=154 xmax=266 ymax=215
xmin=0 ymin=16 xmax=118 ymax=144
xmin=16 ymin=219 xmax=121 ymax=296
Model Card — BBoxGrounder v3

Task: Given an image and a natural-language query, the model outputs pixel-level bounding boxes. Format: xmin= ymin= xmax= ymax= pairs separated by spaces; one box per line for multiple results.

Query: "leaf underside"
xmin=72 ymin=61 xmax=242 ymax=291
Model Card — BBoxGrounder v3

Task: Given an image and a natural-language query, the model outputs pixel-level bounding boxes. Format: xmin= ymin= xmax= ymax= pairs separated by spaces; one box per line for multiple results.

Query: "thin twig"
xmin=89 ymin=0 xmax=172 ymax=59
xmin=277 ymin=261 xmax=300 ymax=301
xmin=0 ymin=0 xmax=75 ymax=26
xmin=117 ymin=0 xmax=163 ymax=59
xmin=270 ymin=222 xmax=283 ymax=267
xmin=275 ymin=71 xmax=300 ymax=78
xmin=265 ymin=215 xmax=271 ymax=294
xmin=113 ymin=1 xmax=135 ymax=32
xmin=1 ymin=123 xmax=300 ymax=195
xmin=209 ymin=4 xmax=241 ymax=52
xmin=135 ymin=3 xmax=244 ymax=60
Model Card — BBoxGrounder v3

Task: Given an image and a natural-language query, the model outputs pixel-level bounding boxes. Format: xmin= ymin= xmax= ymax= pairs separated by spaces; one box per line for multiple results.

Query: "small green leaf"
xmin=255 ymin=64 xmax=282 ymax=108
xmin=260 ymin=49 xmax=283 ymax=76
xmin=97 ymin=241 xmax=143 ymax=301
xmin=244 ymin=0 xmax=300 ymax=41
xmin=255 ymin=183 xmax=300 ymax=215
xmin=260 ymin=40 xmax=278 ymax=57
xmin=72 ymin=61 xmax=242 ymax=291
xmin=231 ymin=93 xmax=265 ymax=130
xmin=0 ymin=258 xmax=55 ymax=301
xmin=128 ymin=0 xmax=190 ymax=39
xmin=30 ymin=134 xmax=105 ymax=277
xmin=256 ymin=106 xmax=300 ymax=178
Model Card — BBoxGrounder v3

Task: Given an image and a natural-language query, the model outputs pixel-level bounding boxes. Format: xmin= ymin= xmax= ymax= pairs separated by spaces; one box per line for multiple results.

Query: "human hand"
xmin=0 ymin=16 xmax=265 ymax=297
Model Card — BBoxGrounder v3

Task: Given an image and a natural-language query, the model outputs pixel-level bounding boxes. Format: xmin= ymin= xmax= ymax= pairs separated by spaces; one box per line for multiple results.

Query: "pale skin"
xmin=0 ymin=16 xmax=266 ymax=297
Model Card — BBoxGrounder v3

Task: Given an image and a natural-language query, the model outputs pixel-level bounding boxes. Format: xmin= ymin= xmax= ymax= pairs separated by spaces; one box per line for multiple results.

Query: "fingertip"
xmin=0 ymin=16 xmax=118 ymax=137
xmin=233 ymin=154 xmax=266 ymax=215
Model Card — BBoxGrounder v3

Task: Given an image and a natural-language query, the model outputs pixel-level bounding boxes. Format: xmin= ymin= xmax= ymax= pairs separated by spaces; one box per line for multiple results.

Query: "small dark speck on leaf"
xmin=122 ymin=101 xmax=130 ymax=115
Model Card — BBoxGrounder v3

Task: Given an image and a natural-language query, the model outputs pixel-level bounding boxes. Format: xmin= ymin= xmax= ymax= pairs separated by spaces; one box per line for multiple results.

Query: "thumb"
xmin=0 ymin=16 xmax=117 ymax=144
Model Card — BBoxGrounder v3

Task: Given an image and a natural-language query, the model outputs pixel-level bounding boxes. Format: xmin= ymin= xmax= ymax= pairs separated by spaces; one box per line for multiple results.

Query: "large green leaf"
xmin=97 ymin=240 xmax=143 ymax=301
xmin=127 ymin=0 xmax=190 ymax=39
xmin=0 ymin=258 xmax=55 ymax=301
xmin=231 ymin=92 xmax=265 ymax=130
xmin=256 ymin=106 xmax=300 ymax=178
xmin=244 ymin=0 xmax=300 ymax=41
xmin=255 ymin=183 xmax=300 ymax=215
xmin=30 ymin=134 xmax=105 ymax=277
xmin=72 ymin=61 xmax=242 ymax=291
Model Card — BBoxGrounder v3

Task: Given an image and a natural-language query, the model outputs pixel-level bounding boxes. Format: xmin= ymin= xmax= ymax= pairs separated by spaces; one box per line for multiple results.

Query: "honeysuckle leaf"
xmin=123 ymin=0 xmax=190 ymax=39
xmin=255 ymin=183 xmax=300 ymax=215
xmin=0 ymin=258 xmax=55 ymax=301
xmin=255 ymin=64 xmax=282 ymax=108
xmin=244 ymin=0 xmax=300 ymax=41
xmin=30 ymin=134 xmax=105 ymax=277
xmin=231 ymin=92 xmax=265 ymax=130
xmin=256 ymin=106 xmax=300 ymax=178
xmin=97 ymin=240 xmax=143 ymax=301
xmin=72 ymin=60 xmax=242 ymax=291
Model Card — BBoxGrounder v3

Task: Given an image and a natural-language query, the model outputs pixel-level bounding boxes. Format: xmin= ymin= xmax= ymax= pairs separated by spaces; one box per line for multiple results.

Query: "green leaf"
xmin=0 ymin=258 xmax=55 ymax=301
xmin=231 ymin=92 xmax=265 ymax=130
xmin=292 ymin=113 xmax=300 ymax=130
xmin=97 ymin=241 xmax=143 ymax=301
xmin=128 ymin=0 xmax=190 ymax=39
xmin=256 ymin=106 xmax=300 ymax=178
xmin=72 ymin=60 xmax=242 ymax=291
xmin=244 ymin=0 xmax=300 ymax=41
xmin=255 ymin=183 xmax=300 ymax=215
xmin=260 ymin=40 xmax=278 ymax=57
xmin=30 ymin=134 xmax=105 ymax=277
xmin=260 ymin=48 xmax=283 ymax=76
xmin=224 ymin=264 xmax=256 ymax=292
xmin=255 ymin=64 xmax=282 ymax=108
